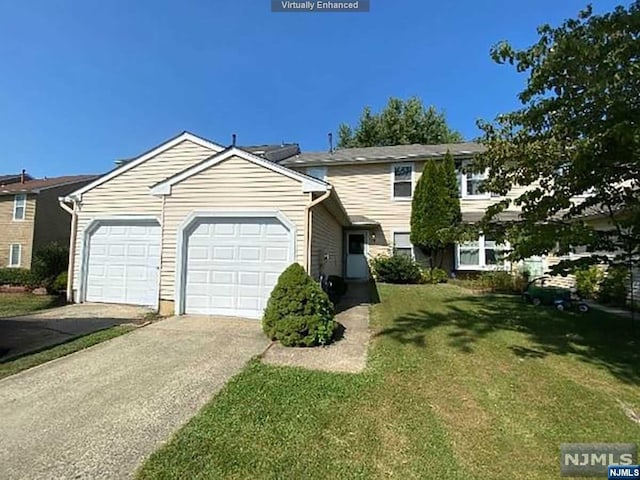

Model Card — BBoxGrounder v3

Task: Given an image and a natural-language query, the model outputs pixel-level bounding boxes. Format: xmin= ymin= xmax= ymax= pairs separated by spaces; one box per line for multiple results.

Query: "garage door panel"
xmin=184 ymin=217 xmax=292 ymax=319
xmin=85 ymin=221 xmax=160 ymax=307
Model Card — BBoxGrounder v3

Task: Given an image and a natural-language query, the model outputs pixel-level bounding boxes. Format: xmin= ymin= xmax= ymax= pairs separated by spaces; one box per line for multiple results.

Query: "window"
xmin=348 ymin=234 xmax=365 ymax=255
xmin=13 ymin=194 xmax=26 ymax=220
xmin=392 ymin=163 xmax=413 ymax=199
xmin=9 ymin=244 xmax=21 ymax=267
xmin=456 ymin=235 xmax=508 ymax=270
xmin=306 ymin=166 xmax=327 ymax=181
xmin=393 ymin=232 xmax=413 ymax=258
xmin=456 ymin=161 xmax=491 ymax=199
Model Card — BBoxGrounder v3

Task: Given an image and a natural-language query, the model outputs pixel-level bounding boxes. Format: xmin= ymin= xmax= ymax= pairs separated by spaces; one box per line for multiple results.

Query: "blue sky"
xmin=0 ymin=0 xmax=623 ymax=177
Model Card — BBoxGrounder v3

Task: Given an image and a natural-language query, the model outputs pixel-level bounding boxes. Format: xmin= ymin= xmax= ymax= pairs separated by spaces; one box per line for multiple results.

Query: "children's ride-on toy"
xmin=522 ymin=276 xmax=590 ymax=313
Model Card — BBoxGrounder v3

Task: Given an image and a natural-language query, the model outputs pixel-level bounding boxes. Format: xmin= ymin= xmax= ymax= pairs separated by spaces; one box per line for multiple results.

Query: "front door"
xmin=346 ymin=232 xmax=368 ymax=279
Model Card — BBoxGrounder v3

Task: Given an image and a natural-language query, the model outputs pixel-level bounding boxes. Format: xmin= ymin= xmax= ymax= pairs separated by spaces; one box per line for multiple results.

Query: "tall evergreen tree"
xmin=410 ymin=152 xmax=462 ymax=270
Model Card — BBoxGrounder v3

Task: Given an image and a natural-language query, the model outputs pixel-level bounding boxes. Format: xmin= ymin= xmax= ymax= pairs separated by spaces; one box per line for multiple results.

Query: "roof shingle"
xmin=0 ymin=175 xmax=98 ymax=195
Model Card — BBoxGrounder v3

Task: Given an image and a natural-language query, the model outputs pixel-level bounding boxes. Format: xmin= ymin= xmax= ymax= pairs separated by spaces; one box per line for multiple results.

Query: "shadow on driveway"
xmin=0 ymin=304 xmax=151 ymax=362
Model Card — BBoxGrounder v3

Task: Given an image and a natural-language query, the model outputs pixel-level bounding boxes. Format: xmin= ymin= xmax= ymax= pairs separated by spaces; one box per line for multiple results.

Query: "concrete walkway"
xmin=0 ymin=315 xmax=268 ymax=480
xmin=262 ymin=281 xmax=373 ymax=373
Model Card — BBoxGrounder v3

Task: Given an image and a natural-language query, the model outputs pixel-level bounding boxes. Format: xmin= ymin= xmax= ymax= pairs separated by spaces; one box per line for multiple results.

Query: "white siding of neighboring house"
xmin=72 ymin=140 xmax=215 ymax=296
xmin=310 ymin=203 xmax=343 ymax=279
xmin=159 ymin=155 xmax=311 ymax=302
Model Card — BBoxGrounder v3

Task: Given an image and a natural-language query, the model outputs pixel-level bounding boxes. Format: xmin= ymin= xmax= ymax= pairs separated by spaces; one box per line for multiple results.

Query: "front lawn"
xmin=138 ymin=284 xmax=640 ymax=480
xmin=0 ymin=293 xmax=63 ymax=318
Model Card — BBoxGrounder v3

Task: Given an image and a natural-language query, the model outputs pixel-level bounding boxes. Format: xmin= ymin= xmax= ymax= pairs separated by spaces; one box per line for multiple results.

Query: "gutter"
xmin=304 ymin=187 xmax=332 ymax=275
xmin=58 ymin=196 xmax=78 ymax=302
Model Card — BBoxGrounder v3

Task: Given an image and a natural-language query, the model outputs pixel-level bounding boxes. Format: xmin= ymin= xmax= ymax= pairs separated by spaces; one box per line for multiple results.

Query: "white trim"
xmin=391 ymin=229 xmax=415 ymax=260
xmin=175 ymin=209 xmax=297 ymax=315
xmin=78 ymin=215 xmax=161 ymax=307
xmin=8 ymin=243 xmax=21 ymax=267
xmin=390 ymin=162 xmax=414 ymax=201
xmin=455 ymin=234 xmax=510 ymax=270
xmin=151 ymin=147 xmax=328 ymax=196
xmin=68 ymin=132 xmax=224 ymax=201
xmin=13 ymin=194 xmax=26 ymax=220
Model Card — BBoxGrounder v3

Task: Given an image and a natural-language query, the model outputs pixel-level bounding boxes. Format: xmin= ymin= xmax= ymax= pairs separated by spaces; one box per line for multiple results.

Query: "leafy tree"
xmin=410 ymin=152 xmax=462 ymax=270
xmin=475 ymin=3 xmax=640 ymax=279
xmin=338 ymin=97 xmax=462 ymax=147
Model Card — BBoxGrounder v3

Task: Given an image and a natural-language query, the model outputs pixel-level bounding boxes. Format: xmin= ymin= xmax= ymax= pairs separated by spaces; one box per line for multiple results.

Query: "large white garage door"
xmin=184 ymin=217 xmax=292 ymax=318
xmin=85 ymin=221 xmax=161 ymax=307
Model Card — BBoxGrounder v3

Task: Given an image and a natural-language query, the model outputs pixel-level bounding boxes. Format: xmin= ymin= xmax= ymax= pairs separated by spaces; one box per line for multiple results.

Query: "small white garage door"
xmin=184 ymin=217 xmax=292 ymax=318
xmin=85 ymin=221 xmax=161 ymax=307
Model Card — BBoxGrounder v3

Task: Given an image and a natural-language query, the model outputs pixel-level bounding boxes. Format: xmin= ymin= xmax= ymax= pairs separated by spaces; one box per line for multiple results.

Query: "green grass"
xmin=0 ymin=325 xmax=136 ymax=379
xmin=137 ymin=284 xmax=640 ymax=480
xmin=0 ymin=292 xmax=64 ymax=318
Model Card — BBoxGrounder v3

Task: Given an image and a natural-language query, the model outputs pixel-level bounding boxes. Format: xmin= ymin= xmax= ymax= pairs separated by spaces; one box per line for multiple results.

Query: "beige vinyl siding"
xmin=72 ymin=139 xmax=215 ymax=294
xmin=160 ymin=155 xmax=310 ymax=300
xmin=301 ymin=161 xmax=528 ymax=260
xmin=310 ymin=203 xmax=343 ymax=279
xmin=0 ymin=194 xmax=36 ymax=268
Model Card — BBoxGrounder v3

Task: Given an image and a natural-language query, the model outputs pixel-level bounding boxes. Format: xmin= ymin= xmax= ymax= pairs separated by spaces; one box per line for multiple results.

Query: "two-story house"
xmin=61 ymin=132 xmax=536 ymax=318
xmin=1 ymin=173 xmax=97 ymax=269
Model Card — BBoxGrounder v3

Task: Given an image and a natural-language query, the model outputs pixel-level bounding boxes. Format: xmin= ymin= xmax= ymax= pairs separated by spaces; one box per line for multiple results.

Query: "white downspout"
xmin=58 ymin=196 xmax=78 ymax=302
xmin=304 ymin=187 xmax=331 ymax=275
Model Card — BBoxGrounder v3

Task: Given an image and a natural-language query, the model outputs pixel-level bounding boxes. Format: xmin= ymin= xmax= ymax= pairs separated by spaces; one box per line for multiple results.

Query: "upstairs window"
xmin=306 ymin=166 xmax=327 ymax=181
xmin=456 ymin=161 xmax=491 ymax=199
xmin=392 ymin=163 xmax=413 ymax=199
xmin=393 ymin=232 xmax=413 ymax=258
xmin=13 ymin=194 xmax=26 ymax=220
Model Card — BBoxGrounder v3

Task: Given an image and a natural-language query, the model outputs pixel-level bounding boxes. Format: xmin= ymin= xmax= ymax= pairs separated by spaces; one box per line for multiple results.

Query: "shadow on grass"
xmin=375 ymin=292 xmax=640 ymax=385
xmin=334 ymin=280 xmax=380 ymax=314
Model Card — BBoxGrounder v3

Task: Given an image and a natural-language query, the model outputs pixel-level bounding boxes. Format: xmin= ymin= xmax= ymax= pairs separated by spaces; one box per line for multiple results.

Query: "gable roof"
xmin=150 ymin=146 xmax=328 ymax=196
xmin=68 ymin=131 xmax=224 ymax=200
xmin=242 ymin=144 xmax=300 ymax=163
xmin=280 ymin=142 xmax=485 ymax=167
xmin=0 ymin=175 xmax=98 ymax=195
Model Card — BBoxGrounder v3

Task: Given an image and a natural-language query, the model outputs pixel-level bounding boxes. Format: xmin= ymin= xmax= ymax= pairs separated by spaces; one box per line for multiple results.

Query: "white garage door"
xmin=85 ymin=221 xmax=161 ymax=307
xmin=184 ymin=217 xmax=292 ymax=318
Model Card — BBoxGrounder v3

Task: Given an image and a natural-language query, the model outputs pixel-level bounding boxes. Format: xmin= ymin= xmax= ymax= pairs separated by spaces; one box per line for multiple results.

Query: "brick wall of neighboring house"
xmin=32 ymin=181 xmax=94 ymax=254
xmin=0 ymin=194 xmax=36 ymax=268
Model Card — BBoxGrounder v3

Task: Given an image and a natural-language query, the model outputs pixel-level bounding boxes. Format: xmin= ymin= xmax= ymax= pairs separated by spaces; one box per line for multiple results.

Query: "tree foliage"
xmin=475 ymin=3 xmax=640 ymax=274
xmin=410 ymin=152 xmax=462 ymax=268
xmin=338 ymin=97 xmax=462 ymax=148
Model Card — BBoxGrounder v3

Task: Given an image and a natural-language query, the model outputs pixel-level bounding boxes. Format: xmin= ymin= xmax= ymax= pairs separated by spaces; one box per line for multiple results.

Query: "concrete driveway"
xmin=0 ymin=315 xmax=268 ymax=480
xmin=0 ymin=303 xmax=151 ymax=361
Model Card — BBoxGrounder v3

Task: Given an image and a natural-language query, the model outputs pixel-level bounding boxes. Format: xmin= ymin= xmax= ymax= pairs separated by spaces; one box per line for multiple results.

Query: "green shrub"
xmin=32 ymin=243 xmax=68 ymax=287
xmin=574 ymin=266 xmax=603 ymax=299
xmin=370 ymin=254 xmax=422 ymax=284
xmin=471 ymin=270 xmax=528 ymax=294
xmin=0 ymin=268 xmax=37 ymax=287
xmin=421 ymin=267 xmax=448 ymax=284
xmin=598 ymin=266 xmax=629 ymax=306
xmin=263 ymin=263 xmax=336 ymax=347
xmin=52 ymin=271 xmax=68 ymax=293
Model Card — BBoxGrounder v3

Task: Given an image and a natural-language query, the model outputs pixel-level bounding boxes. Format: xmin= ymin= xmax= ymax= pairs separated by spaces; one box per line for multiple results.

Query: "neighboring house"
xmin=58 ymin=131 xmax=559 ymax=318
xmin=1 ymin=173 xmax=97 ymax=269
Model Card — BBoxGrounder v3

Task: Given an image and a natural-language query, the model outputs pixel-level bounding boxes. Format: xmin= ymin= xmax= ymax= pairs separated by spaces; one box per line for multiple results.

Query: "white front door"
xmin=85 ymin=221 xmax=161 ymax=307
xmin=346 ymin=231 xmax=369 ymax=279
xmin=184 ymin=217 xmax=292 ymax=319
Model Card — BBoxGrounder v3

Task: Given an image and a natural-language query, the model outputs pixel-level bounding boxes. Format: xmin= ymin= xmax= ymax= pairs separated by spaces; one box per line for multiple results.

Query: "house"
xmin=59 ymin=132 xmax=534 ymax=318
xmin=1 ymin=172 xmax=97 ymax=269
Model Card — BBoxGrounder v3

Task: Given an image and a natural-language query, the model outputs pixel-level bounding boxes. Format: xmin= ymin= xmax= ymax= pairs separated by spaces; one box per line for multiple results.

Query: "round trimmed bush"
xmin=263 ymin=263 xmax=336 ymax=347
xmin=370 ymin=253 xmax=422 ymax=284
xmin=52 ymin=271 xmax=68 ymax=294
